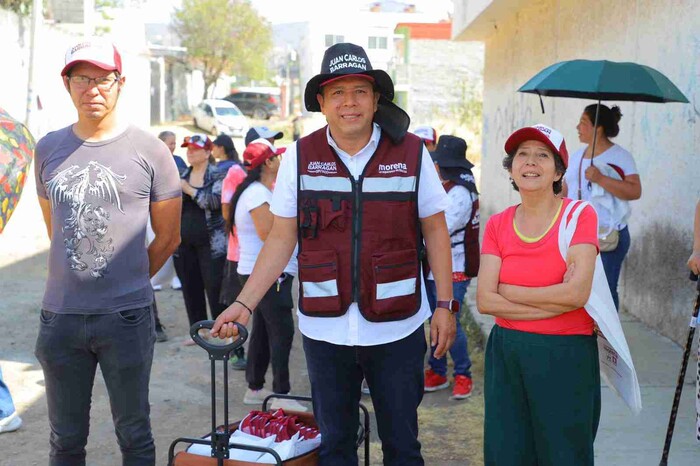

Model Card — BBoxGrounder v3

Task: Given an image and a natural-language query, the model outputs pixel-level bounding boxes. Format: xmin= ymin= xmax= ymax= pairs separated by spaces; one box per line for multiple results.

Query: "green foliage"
xmin=172 ymin=0 xmax=273 ymax=99
xmin=0 ymin=0 xmax=32 ymax=16
xmin=453 ymin=80 xmax=483 ymax=136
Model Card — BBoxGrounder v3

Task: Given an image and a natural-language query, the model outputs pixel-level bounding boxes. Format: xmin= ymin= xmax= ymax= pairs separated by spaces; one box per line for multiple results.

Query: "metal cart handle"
xmin=190 ymin=320 xmax=248 ymax=360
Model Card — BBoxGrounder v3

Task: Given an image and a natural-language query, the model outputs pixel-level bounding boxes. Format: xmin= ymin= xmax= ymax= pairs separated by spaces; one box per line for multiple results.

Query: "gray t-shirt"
xmin=34 ymin=125 xmax=181 ymax=314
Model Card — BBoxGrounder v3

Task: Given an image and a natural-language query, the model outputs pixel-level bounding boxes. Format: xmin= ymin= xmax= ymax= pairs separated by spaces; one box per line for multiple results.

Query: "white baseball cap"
xmin=61 ymin=38 xmax=122 ymax=76
xmin=504 ymin=124 xmax=569 ymax=167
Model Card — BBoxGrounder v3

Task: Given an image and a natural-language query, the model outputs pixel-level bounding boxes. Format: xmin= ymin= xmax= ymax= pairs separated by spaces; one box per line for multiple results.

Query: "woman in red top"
xmin=477 ymin=124 xmax=600 ymax=465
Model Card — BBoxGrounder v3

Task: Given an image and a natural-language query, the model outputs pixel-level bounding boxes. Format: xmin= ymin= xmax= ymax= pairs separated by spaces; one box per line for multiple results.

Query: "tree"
xmin=172 ymin=0 xmax=273 ymax=99
xmin=0 ymin=0 xmax=32 ymax=16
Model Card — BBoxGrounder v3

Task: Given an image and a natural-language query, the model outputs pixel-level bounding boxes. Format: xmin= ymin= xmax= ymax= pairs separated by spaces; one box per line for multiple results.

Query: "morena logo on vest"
xmin=307 ymin=161 xmax=337 ymax=174
xmin=377 ymin=162 xmax=407 ymax=175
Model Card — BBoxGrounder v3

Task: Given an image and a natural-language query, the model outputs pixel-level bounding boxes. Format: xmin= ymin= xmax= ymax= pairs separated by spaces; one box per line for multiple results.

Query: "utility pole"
xmin=25 ymin=0 xmax=43 ymax=132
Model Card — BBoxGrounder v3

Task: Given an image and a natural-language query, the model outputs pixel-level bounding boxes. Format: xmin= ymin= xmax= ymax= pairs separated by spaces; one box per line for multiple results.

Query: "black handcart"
xmin=168 ymin=321 xmax=371 ymax=466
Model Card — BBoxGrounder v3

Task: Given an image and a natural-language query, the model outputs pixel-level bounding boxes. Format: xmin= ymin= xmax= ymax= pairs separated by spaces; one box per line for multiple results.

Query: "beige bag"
xmin=598 ymin=228 xmax=619 ymax=252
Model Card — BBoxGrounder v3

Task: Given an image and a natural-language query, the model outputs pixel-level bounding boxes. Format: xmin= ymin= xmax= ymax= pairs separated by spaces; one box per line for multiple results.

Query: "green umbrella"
xmin=518 ymin=59 xmax=689 ymax=104
xmin=518 ymin=59 xmax=688 ymax=198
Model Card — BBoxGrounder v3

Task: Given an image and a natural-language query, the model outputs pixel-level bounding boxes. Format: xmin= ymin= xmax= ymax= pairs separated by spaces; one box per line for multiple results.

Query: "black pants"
xmin=303 ymin=326 xmax=426 ymax=466
xmin=35 ymin=305 xmax=156 ymax=466
xmin=174 ymin=241 xmax=226 ymax=326
xmin=239 ymin=274 xmax=295 ymax=394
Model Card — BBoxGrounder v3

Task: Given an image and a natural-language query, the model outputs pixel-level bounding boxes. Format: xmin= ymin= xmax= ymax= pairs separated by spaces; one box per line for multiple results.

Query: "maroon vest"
xmin=296 ymin=127 xmax=423 ymax=322
xmin=444 ymin=181 xmax=480 ymax=278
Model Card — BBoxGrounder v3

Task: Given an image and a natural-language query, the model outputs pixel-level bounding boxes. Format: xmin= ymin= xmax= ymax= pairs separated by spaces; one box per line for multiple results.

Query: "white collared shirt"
xmin=270 ymin=123 xmax=449 ymax=346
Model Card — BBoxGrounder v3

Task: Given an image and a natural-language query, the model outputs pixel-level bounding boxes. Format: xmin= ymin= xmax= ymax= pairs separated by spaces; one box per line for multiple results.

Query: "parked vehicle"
xmin=192 ymin=99 xmax=249 ymax=137
xmin=224 ymin=91 xmax=280 ymax=120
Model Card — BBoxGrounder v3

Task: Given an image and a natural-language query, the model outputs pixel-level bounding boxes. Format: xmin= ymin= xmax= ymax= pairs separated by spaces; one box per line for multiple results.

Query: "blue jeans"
xmin=0 ymin=366 xmax=16 ymax=419
xmin=303 ymin=326 xmax=426 ymax=466
xmin=35 ymin=305 xmax=156 ymax=466
xmin=601 ymin=226 xmax=631 ymax=311
xmin=426 ymin=279 xmax=472 ymax=378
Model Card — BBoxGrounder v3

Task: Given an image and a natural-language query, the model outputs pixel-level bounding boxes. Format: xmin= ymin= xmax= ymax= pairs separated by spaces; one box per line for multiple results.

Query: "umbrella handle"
xmin=585 ymin=101 xmax=602 ymax=192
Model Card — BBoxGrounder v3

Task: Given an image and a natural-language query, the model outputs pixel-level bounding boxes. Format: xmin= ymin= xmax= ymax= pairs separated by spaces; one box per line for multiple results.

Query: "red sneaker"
xmin=424 ymin=369 xmax=449 ymax=392
xmin=450 ymin=375 xmax=473 ymax=400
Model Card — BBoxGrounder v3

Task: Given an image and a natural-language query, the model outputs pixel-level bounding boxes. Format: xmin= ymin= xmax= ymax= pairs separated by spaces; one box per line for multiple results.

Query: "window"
xmin=368 ymin=36 xmax=388 ymax=49
xmin=325 ymin=34 xmax=345 ymax=47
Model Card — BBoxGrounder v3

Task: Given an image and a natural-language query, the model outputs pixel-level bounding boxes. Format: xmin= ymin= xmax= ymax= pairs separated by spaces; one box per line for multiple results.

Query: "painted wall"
xmin=454 ymin=0 xmax=700 ymax=344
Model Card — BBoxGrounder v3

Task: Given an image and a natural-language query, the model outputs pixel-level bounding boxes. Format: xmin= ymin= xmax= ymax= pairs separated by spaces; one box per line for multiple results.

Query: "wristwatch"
xmin=436 ymin=299 xmax=460 ymax=315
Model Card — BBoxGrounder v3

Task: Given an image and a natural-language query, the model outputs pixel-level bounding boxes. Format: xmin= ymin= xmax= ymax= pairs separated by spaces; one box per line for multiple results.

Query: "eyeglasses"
xmin=68 ymin=74 xmax=120 ymax=90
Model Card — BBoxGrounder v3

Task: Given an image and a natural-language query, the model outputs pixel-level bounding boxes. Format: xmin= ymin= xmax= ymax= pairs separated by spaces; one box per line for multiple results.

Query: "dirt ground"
xmin=0 ymin=121 xmax=485 ymax=466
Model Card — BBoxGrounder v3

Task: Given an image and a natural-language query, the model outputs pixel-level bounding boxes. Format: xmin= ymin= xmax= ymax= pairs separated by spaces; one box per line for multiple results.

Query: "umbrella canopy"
xmin=0 ymin=108 xmax=35 ymax=234
xmin=518 ymin=59 xmax=688 ymax=103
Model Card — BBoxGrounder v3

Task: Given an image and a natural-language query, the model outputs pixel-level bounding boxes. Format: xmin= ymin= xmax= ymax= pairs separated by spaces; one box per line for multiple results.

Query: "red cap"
xmin=504 ymin=124 xmax=569 ymax=168
xmin=181 ymin=134 xmax=213 ymax=151
xmin=244 ymin=141 xmax=278 ymax=170
xmin=61 ymin=39 xmax=122 ymax=76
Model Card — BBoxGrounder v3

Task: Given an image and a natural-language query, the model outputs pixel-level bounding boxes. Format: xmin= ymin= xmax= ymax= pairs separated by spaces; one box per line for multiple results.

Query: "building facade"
xmin=453 ymin=0 xmax=700 ymax=344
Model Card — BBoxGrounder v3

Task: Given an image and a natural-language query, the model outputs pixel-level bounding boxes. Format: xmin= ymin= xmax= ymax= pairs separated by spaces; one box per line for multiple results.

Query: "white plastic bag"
xmin=558 ymin=200 xmax=642 ymax=414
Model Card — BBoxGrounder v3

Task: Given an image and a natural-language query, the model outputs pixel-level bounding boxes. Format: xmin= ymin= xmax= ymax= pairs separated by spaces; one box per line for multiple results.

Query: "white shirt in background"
xmin=235 ymin=181 xmax=296 ymax=276
xmin=565 ymin=144 xmax=638 ymax=230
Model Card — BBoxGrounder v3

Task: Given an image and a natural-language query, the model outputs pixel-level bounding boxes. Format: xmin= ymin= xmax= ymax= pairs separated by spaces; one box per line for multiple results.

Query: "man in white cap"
xmin=212 ymin=42 xmax=455 ymax=465
xmin=33 ymin=38 xmax=182 ymax=465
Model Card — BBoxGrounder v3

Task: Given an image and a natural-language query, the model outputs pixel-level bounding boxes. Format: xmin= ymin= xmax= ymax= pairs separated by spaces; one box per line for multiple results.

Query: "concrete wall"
xmin=404 ymin=39 xmax=483 ymax=128
xmin=455 ymin=0 xmax=700 ymax=344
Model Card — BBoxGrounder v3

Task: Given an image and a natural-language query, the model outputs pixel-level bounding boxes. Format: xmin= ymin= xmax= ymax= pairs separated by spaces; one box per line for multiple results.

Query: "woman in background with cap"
xmin=228 ymin=139 xmax=305 ymax=412
xmin=176 ymin=134 xmax=228 ymax=345
xmin=219 ymin=137 xmax=249 ymax=369
xmin=477 ymin=124 xmax=600 ymax=465
xmin=212 ymin=133 xmax=241 ymax=171
xmin=563 ymin=104 xmax=641 ymax=311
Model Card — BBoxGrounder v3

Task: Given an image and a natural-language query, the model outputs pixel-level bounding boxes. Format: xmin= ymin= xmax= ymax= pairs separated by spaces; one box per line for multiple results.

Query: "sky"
xmin=140 ymin=0 xmax=453 ymax=24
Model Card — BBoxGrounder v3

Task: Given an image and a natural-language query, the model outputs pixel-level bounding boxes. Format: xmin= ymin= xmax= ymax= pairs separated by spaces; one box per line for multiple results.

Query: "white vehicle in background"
xmin=192 ymin=99 xmax=249 ymax=137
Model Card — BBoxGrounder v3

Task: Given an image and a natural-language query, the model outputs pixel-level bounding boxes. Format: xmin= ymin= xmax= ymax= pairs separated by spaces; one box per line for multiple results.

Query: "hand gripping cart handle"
xmin=167 ymin=321 xmax=287 ymax=466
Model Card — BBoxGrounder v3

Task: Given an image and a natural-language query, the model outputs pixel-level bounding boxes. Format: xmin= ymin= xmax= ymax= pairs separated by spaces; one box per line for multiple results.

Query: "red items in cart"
xmin=239 ymin=409 xmax=320 ymax=442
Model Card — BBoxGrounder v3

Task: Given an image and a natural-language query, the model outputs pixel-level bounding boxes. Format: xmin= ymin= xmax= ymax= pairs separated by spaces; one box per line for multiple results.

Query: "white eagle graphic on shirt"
xmin=46 ymin=161 xmax=126 ymax=279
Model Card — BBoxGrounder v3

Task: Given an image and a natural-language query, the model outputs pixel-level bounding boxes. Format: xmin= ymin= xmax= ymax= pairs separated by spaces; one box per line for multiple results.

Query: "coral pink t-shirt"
xmin=481 ymin=198 xmax=598 ymax=335
xmin=222 ymin=164 xmax=246 ymax=262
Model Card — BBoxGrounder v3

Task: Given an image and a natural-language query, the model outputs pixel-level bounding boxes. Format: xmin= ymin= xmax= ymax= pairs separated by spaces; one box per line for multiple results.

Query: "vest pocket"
xmin=299 ymin=249 xmax=342 ymax=314
xmin=371 ymin=249 xmax=419 ymax=317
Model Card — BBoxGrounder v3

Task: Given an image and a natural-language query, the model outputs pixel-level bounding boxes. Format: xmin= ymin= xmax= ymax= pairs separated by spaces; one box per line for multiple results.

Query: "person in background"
xmin=424 ymin=135 xmax=478 ymax=400
xmin=563 ymin=104 xmax=641 ymax=310
xmin=478 ymin=124 xmax=600 ymax=465
xmin=175 ymin=134 xmax=228 ymax=345
xmin=229 ymin=139 xmax=305 ymax=411
xmin=220 ymin=141 xmax=250 ymax=370
xmin=158 ymin=130 xmax=187 ymax=173
xmin=212 ymin=134 xmax=240 ymax=171
xmin=157 ymin=130 xmax=185 ymax=293
xmin=292 ymin=113 xmax=303 ymax=141
xmin=34 ymin=38 xmax=181 ymax=465
xmin=244 ymin=126 xmax=283 ymax=147
xmin=414 ymin=125 xmax=438 ymax=152
xmin=0 ymin=367 xmax=21 ymax=434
